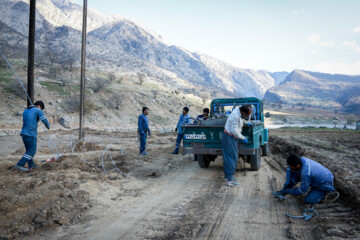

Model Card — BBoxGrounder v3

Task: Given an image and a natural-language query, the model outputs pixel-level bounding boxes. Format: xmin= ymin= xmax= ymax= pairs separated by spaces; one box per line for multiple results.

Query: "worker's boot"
xmin=14 ymin=165 xmax=29 ymax=172
xmin=171 ymin=149 xmax=179 ymax=155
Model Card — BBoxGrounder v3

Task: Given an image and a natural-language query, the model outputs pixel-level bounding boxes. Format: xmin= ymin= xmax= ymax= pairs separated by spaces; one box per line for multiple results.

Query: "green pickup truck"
xmin=182 ymin=97 xmax=269 ymax=170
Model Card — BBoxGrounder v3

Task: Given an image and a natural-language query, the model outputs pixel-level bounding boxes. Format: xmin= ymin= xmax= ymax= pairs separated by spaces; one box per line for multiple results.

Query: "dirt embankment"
xmin=268 ymin=129 xmax=360 ymax=239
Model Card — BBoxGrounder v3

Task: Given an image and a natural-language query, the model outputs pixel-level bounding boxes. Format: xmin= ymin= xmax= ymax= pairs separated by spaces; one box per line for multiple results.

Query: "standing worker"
xmin=193 ymin=108 xmax=210 ymax=161
xmin=14 ymin=101 xmax=50 ymax=171
xmin=138 ymin=107 xmax=151 ymax=155
xmin=275 ymin=153 xmax=336 ymax=205
xmin=222 ymin=105 xmax=253 ymax=186
xmin=171 ymin=107 xmax=191 ymax=155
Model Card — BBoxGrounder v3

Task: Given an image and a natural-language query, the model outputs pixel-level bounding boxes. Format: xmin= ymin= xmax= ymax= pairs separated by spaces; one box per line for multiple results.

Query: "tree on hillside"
xmin=137 ymin=72 xmax=145 ymax=85
xmin=94 ymin=77 xmax=109 ymax=93
xmin=61 ymin=55 xmax=77 ymax=71
xmin=152 ymin=89 xmax=158 ymax=100
xmin=111 ymin=93 xmax=124 ymax=110
xmin=108 ymin=72 xmax=116 ymax=83
xmin=45 ymin=45 xmax=57 ymax=66
xmin=48 ymin=65 xmax=60 ymax=79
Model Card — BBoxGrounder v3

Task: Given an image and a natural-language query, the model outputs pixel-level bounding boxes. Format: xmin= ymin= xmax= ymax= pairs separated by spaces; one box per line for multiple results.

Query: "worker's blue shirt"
xmin=283 ymin=157 xmax=335 ymax=195
xmin=138 ymin=113 xmax=150 ymax=134
xmin=176 ymin=113 xmax=191 ymax=134
xmin=20 ymin=106 xmax=50 ymax=138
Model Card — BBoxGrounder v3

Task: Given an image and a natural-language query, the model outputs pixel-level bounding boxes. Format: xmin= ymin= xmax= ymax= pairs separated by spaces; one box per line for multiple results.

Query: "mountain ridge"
xmin=0 ymin=0 xmax=284 ymax=99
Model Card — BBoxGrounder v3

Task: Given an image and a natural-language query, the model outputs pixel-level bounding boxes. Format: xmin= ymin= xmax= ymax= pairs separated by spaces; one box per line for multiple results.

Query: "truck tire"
xmin=250 ymin=146 xmax=261 ymax=171
xmin=261 ymin=143 xmax=269 ymax=156
xmin=198 ymin=154 xmax=211 ymax=168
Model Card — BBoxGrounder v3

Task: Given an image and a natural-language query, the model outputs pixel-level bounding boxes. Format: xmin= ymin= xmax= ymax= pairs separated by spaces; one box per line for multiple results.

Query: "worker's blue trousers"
xmin=17 ymin=135 xmax=37 ymax=168
xmin=287 ymin=174 xmax=334 ymax=204
xmin=139 ymin=132 xmax=147 ymax=153
xmin=222 ymin=133 xmax=238 ymax=182
xmin=304 ymin=189 xmax=328 ymax=205
xmin=173 ymin=133 xmax=183 ymax=153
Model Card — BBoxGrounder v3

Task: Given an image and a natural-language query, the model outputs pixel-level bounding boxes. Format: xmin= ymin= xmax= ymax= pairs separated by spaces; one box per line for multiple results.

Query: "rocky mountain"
xmin=0 ymin=0 xmax=279 ymax=99
xmin=264 ymin=69 xmax=360 ymax=114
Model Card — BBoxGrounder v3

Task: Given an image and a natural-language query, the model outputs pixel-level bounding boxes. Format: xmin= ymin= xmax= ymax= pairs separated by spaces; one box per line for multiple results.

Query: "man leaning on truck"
xmin=222 ymin=105 xmax=253 ymax=187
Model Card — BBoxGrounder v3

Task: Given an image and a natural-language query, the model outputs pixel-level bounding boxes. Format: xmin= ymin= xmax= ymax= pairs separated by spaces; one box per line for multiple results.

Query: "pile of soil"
xmin=72 ymin=141 xmax=103 ymax=153
xmin=0 ymin=155 xmax=102 ymax=239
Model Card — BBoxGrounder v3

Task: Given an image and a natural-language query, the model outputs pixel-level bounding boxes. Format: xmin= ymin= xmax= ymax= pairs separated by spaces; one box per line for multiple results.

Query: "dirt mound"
xmin=269 ymin=135 xmax=305 ymax=157
xmin=0 ymin=155 xmax=104 ymax=239
xmin=72 ymin=141 xmax=103 ymax=153
xmin=40 ymin=155 xmax=92 ymax=172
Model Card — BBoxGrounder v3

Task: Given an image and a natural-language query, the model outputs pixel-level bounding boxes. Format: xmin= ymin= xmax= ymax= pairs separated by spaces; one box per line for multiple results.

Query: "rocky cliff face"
xmin=0 ymin=0 xmax=280 ymax=99
xmin=264 ymin=70 xmax=360 ymax=113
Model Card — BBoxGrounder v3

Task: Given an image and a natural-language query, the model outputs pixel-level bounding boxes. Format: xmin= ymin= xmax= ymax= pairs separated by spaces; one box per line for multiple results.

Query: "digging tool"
xmin=272 ymin=191 xmax=287 ymax=200
xmin=286 ymin=208 xmax=319 ymax=221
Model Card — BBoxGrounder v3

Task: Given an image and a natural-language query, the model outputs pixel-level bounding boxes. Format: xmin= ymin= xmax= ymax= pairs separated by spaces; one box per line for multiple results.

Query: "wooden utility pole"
xmin=79 ymin=0 xmax=87 ymax=140
xmin=27 ymin=0 xmax=36 ymax=106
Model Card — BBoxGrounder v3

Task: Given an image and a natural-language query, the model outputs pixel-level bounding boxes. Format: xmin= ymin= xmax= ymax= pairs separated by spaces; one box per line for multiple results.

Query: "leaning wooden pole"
xmin=27 ymin=0 xmax=36 ymax=106
xmin=79 ymin=0 xmax=88 ymax=140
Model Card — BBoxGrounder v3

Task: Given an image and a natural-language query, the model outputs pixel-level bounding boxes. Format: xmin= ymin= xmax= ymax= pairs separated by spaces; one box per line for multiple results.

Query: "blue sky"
xmin=73 ymin=0 xmax=360 ymax=75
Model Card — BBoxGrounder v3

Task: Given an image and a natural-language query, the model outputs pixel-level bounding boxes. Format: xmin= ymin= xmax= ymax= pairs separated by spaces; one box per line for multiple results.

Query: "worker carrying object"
xmin=275 ymin=153 xmax=336 ymax=205
xmin=138 ymin=107 xmax=151 ymax=155
xmin=14 ymin=101 xmax=50 ymax=172
xmin=222 ymin=105 xmax=253 ymax=187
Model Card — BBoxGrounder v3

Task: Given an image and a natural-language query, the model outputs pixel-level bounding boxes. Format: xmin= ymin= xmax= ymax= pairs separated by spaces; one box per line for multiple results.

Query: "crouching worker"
xmin=138 ymin=107 xmax=151 ymax=155
xmin=275 ymin=153 xmax=336 ymax=205
xmin=14 ymin=101 xmax=50 ymax=172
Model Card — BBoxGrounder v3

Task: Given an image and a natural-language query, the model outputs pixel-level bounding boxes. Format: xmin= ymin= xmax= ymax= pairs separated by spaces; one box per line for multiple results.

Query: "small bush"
xmin=94 ymin=77 xmax=109 ymax=93
xmin=64 ymin=95 xmax=95 ymax=114
xmin=5 ymin=79 xmax=27 ymax=99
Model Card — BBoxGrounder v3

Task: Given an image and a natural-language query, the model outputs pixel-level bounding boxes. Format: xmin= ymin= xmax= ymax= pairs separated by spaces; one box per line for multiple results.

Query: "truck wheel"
xmin=198 ymin=154 xmax=211 ymax=168
xmin=261 ymin=143 xmax=269 ymax=156
xmin=250 ymin=146 xmax=261 ymax=171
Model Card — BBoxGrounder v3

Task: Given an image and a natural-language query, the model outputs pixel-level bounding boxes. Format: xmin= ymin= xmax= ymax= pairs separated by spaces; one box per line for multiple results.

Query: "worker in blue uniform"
xmin=138 ymin=107 xmax=151 ymax=155
xmin=14 ymin=101 xmax=50 ymax=171
xmin=275 ymin=153 xmax=335 ymax=205
xmin=171 ymin=107 xmax=191 ymax=154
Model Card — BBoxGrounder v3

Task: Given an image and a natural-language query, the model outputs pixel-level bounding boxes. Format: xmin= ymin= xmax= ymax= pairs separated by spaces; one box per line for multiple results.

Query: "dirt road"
xmin=1 ymin=129 xmax=359 ymax=239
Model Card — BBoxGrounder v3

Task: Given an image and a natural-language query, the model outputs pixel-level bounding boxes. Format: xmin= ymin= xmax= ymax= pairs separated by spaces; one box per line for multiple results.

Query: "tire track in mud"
xmin=145 ymin=158 xmax=293 ymax=240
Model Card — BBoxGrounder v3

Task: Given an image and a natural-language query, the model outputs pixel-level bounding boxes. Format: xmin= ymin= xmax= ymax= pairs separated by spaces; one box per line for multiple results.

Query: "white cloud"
xmin=343 ymin=40 xmax=360 ymax=52
xmin=314 ymin=62 xmax=360 ymax=75
xmin=307 ymin=34 xmax=334 ymax=47
xmin=354 ymin=27 xmax=360 ymax=33
xmin=290 ymin=9 xmax=304 ymax=15
xmin=307 ymin=34 xmax=320 ymax=44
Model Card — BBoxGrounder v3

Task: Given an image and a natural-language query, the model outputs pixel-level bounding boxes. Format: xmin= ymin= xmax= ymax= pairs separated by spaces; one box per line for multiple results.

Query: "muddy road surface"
xmin=0 ymin=129 xmax=359 ymax=239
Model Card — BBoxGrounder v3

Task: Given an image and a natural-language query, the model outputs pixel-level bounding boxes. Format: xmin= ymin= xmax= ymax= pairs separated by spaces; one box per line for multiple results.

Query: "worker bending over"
xmin=14 ymin=101 xmax=50 ymax=171
xmin=222 ymin=105 xmax=253 ymax=186
xmin=275 ymin=153 xmax=336 ymax=205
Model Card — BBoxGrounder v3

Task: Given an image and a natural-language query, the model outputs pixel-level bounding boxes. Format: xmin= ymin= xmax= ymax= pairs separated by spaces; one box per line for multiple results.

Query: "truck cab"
xmin=182 ymin=97 xmax=269 ymax=170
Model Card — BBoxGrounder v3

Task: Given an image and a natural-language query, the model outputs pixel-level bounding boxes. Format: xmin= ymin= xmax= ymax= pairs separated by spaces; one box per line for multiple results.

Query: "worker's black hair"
xmin=287 ymin=153 xmax=302 ymax=167
xmin=203 ymin=108 xmax=209 ymax=113
xmin=34 ymin=100 xmax=45 ymax=110
xmin=183 ymin=107 xmax=189 ymax=113
xmin=240 ymin=105 xmax=252 ymax=114
xmin=142 ymin=107 xmax=149 ymax=113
